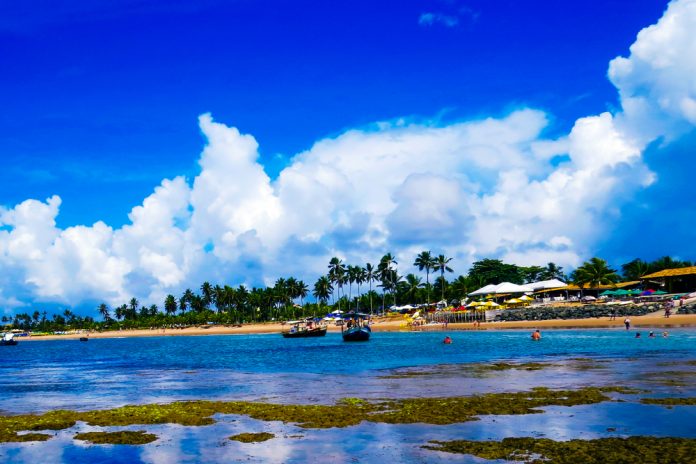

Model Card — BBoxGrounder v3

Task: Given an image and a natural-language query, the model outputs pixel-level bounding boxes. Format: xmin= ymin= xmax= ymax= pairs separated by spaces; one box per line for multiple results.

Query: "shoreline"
xmin=20 ymin=313 xmax=696 ymax=341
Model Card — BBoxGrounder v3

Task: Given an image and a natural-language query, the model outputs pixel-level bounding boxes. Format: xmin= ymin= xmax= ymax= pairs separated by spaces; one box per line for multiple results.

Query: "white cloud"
xmin=419 ymin=12 xmax=459 ymax=27
xmin=1 ymin=0 xmax=696 ymax=311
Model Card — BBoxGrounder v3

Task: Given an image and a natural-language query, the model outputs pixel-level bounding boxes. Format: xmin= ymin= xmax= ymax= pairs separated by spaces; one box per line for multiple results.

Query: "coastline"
xmin=21 ymin=313 xmax=696 ymax=341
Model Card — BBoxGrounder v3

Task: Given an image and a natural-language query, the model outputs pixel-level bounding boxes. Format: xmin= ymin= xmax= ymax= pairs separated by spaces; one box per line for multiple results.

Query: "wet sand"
xmin=22 ymin=313 xmax=696 ymax=341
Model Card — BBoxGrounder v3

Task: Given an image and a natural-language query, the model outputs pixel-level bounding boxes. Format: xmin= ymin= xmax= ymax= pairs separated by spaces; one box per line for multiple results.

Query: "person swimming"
xmin=443 ymin=336 xmax=452 ymax=344
xmin=531 ymin=329 xmax=541 ymax=341
xmin=635 ymin=332 xmax=641 ymax=338
xmin=649 ymin=331 xmax=655 ymax=337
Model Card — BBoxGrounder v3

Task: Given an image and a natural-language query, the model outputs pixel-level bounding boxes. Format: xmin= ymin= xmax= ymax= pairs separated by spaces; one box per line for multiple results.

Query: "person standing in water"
xmin=531 ymin=329 xmax=541 ymax=341
xmin=624 ymin=317 xmax=631 ymax=330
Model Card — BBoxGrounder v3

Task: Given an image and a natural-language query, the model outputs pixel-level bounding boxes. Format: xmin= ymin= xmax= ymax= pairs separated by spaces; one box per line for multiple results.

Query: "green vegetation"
xmin=641 ymin=397 xmax=696 ymax=406
xmin=0 ymin=387 xmax=635 ymax=443
xmin=229 ymin=432 xmax=275 ymax=443
xmin=424 ymin=436 xmax=696 ymax=463
xmin=74 ymin=431 xmax=158 ymax=445
xmin=2 ymin=252 xmax=691 ymax=332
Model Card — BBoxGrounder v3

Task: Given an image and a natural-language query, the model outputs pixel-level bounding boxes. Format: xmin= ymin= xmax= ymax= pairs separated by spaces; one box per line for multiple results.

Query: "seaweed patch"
xmin=424 ymin=436 xmax=696 ymax=463
xmin=74 ymin=430 xmax=158 ymax=445
xmin=229 ymin=432 xmax=275 ymax=443
xmin=0 ymin=386 xmax=636 ymax=443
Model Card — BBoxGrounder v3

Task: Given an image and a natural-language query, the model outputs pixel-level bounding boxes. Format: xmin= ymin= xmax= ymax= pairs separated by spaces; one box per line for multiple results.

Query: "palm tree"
xmin=404 ymin=274 xmax=423 ymax=303
xmin=572 ymin=257 xmax=620 ymax=291
xmin=355 ymin=267 xmax=366 ymax=311
xmin=297 ymin=280 xmax=309 ymax=308
xmin=313 ymin=276 xmax=332 ymax=305
xmin=328 ymin=257 xmax=346 ymax=309
xmin=449 ymin=275 xmax=470 ymax=304
xmin=347 ymin=265 xmax=360 ymax=304
xmin=433 ymin=254 xmax=453 ymax=302
xmin=379 ymin=253 xmax=398 ymax=310
xmin=201 ymin=282 xmax=213 ymax=309
xmin=97 ymin=303 xmax=111 ymax=322
xmin=414 ymin=251 xmax=435 ymax=305
xmin=364 ymin=263 xmax=377 ymax=314
xmin=540 ymin=262 xmax=566 ymax=281
xmin=621 ymin=259 xmax=650 ymax=281
xmin=164 ymin=294 xmax=178 ymax=316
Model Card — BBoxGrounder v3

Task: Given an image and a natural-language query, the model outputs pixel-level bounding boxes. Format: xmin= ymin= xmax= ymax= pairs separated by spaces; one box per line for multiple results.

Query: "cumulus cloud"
xmin=1 ymin=0 xmax=695 ymax=311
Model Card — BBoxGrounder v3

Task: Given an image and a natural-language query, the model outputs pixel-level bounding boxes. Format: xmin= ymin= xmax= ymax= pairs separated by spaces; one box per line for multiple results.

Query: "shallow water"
xmin=1 ymin=329 xmax=695 ymax=463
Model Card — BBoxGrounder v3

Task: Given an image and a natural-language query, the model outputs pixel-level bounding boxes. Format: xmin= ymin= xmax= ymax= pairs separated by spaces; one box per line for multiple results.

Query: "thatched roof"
xmin=536 ymin=281 xmax=640 ymax=292
xmin=641 ymin=266 xmax=696 ymax=279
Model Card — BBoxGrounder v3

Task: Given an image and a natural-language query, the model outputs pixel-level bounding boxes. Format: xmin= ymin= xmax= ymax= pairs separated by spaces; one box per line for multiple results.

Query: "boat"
xmin=341 ymin=313 xmax=371 ymax=342
xmin=79 ymin=337 xmax=89 ymax=342
xmin=1 ymin=333 xmax=18 ymax=346
xmin=281 ymin=319 xmax=328 ymax=338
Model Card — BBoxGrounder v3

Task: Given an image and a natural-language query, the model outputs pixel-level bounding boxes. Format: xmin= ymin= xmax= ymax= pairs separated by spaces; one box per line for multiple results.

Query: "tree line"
xmin=2 ymin=253 xmax=691 ymax=332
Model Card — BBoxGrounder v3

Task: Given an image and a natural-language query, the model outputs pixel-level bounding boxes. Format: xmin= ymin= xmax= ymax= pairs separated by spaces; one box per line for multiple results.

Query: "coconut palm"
xmin=355 ymin=267 xmax=366 ymax=311
xmin=379 ymin=253 xmax=398 ymax=309
xmin=313 ymin=276 xmax=332 ymax=305
xmin=621 ymin=259 xmax=650 ymax=281
xmin=201 ymin=281 xmax=213 ymax=309
xmin=404 ymin=274 xmax=423 ymax=303
xmin=572 ymin=257 xmax=619 ymax=290
xmin=164 ymin=295 xmax=178 ymax=316
xmin=433 ymin=254 xmax=453 ymax=301
xmin=414 ymin=251 xmax=435 ymax=305
xmin=364 ymin=263 xmax=377 ymax=314
xmin=97 ymin=303 xmax=111 ymax=321
xmin=328 ymin=257 xmax=346 ymax=309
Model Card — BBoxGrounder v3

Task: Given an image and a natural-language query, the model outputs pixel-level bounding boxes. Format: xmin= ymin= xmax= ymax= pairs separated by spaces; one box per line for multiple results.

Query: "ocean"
xmin=1 ymin=329 xmax=695 ymax=463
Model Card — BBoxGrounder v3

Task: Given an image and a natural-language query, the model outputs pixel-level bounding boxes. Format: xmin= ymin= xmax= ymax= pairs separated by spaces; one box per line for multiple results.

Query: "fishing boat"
xmin=341 ymin=313 xmax=371 ymax=342
xmin=1 ymin=333 xmax=18 ymax=346
xmin=281 ymin=319 xmax=328 ymax=338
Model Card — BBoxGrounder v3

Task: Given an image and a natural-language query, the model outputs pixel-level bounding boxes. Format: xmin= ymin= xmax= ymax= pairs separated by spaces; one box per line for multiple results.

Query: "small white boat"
xmin=1 ymin=333 xmax=18 ymax=346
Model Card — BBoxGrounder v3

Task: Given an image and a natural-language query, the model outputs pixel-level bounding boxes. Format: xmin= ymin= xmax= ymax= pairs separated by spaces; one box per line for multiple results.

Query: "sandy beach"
xmin=21 ymin=313 xmax=696 ymax=341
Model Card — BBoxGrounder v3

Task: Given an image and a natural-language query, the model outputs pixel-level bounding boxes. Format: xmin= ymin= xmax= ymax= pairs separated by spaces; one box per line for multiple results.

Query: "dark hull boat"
xmin=341 ymin=313 xmax=371 ymax=342
xmin=342 ymin=326 xmax=371 ymax=342
xmin=282 ymin=327 xmax=328 ymax=338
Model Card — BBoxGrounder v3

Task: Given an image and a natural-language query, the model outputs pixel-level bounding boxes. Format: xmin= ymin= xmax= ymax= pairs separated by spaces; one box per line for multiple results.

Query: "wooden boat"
xmin=341 ymin=313 xmax=371 ymax=342
xmin=79 ymin=337 xmax=89 ymax=342
xmin=1 ymin=333 xmax=18 ymax=346
xmin=281 ymin=320 xmax=328 ymax=338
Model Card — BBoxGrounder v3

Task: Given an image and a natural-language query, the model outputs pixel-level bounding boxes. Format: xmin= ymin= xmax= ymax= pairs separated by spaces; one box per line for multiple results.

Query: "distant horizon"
xmin=2 ymin=0 xmax=695 ymax=315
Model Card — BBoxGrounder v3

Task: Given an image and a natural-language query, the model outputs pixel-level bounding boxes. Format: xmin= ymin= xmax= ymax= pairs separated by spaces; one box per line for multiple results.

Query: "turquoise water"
xmin=1 ymin=329 xmax=696 ymax=463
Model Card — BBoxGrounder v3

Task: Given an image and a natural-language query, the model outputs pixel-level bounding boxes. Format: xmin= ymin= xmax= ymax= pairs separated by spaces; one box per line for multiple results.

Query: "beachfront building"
xmin=640 ymin=266 xmax=696 ymax=294
xmin=534 ymin=281 xmax=641 ymax=302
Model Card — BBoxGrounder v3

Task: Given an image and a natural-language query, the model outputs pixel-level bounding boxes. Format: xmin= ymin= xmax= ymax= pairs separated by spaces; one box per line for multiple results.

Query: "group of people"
xmin=635 ymin=331 xmax=669 ymax=338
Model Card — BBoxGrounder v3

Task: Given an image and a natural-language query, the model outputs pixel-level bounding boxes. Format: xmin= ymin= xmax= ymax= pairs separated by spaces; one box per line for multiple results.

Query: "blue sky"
xmin=1 ymin=0 xmax=694 ymax=312
xmin=2 ymin=0 xmax=666 ymax=226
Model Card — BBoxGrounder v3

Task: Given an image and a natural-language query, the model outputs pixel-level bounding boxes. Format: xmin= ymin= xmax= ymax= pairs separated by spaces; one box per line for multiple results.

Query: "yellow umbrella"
xmin=519 ymin=295 xmax=533 ymax=301
xmin=504 ymin=298 xmax=522 ymax=304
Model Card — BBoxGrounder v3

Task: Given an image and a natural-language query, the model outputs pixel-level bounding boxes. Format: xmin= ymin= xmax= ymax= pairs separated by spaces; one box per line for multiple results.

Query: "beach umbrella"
xmin=504 ymin=298 xmax=522 ymax=304
xmin=626 ymin=289 xmax=642 ymax=295
xmin=653 ymin=290 xmax=667 ymax=295
xmin=613 ymin=289 xmax=630 ymax=296
xmin=519 ymin=295 xmax=533 ymax=301
xmin=600 ymin=290 xmax=616 ymax=296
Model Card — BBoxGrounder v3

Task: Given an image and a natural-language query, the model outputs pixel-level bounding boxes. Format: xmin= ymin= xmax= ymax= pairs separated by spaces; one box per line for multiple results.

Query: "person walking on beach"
xmin=624 ymin=317 xmax=631 ymax=330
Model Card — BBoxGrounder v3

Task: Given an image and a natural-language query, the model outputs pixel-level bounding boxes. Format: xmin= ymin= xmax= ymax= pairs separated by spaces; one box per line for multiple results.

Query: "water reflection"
xmin=1 ymin=330 xmax=695 ymax=462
